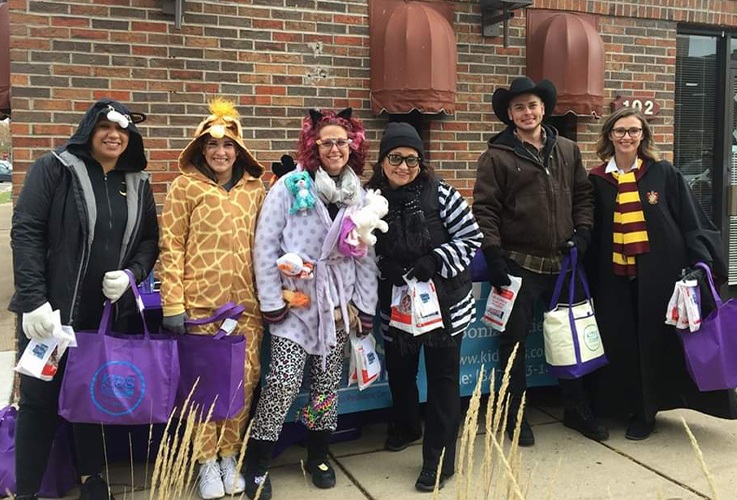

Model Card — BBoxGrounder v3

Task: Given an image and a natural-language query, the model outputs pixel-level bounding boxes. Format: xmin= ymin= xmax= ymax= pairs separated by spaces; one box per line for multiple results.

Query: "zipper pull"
xmin=545 ymin=167 xmax=550 ymax=175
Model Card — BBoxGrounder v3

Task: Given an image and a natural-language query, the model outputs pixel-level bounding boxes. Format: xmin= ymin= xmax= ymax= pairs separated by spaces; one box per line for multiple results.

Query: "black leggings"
xmin=384 ymin=331 xmax=462 ymax=477
xmin=15 ymin=319 xmax=106 ymax=496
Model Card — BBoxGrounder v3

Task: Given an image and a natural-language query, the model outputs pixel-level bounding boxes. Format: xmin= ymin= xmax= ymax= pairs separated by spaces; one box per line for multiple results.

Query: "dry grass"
xmin=450 ymin=344 xmax=527 ymax=500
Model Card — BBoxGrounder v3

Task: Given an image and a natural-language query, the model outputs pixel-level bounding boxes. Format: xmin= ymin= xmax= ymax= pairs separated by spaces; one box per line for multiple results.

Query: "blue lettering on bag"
xmin=90 ymin=361 xmax=146 ymax=416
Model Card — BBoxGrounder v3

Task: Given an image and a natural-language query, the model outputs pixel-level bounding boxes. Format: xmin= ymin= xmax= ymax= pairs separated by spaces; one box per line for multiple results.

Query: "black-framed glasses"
xmin=611 ymin=127 xmax=643 ymax=139
xmin=386 ymin=153 xmax=421 ymax=168
xmin=316 ymin=138 xmax=352 ymax=149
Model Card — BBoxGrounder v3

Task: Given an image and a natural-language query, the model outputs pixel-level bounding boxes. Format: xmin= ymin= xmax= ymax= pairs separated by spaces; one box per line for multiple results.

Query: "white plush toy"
xmin=349 ymin=189 xmax=389 ymax=246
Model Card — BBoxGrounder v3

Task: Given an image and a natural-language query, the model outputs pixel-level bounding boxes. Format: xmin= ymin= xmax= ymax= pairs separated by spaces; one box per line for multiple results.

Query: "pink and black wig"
xmin=296 ymin=107 xmax=368 ymax=175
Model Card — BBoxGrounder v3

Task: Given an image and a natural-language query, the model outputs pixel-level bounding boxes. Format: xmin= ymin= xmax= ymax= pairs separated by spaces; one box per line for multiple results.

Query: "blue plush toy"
xmin=285 ymin=171 xmax=316 ymax=215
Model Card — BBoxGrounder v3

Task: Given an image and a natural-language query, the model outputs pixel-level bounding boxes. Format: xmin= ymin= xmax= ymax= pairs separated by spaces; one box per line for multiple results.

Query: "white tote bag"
xmin=389 ymin=277 xmax=444 ymax=336
xmin=543 ymin=247 xmax=607 ymax=379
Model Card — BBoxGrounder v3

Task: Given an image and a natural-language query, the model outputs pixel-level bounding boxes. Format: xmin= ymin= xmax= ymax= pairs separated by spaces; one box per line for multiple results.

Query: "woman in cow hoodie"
xmin=10 ymin=99 xmax=159 ymax=500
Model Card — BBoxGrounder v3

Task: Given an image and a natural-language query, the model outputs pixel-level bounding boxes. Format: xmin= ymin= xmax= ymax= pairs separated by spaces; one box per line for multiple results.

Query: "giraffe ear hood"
xmin=178 ymin=97 xmax=263 ymax=176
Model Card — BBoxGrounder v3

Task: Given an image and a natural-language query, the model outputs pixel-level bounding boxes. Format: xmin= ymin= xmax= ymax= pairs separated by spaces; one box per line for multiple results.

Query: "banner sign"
xmin=275 ymin=282 xmax=556 ymax=420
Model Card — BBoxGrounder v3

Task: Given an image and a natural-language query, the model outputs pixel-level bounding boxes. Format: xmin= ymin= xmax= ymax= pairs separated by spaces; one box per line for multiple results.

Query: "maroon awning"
xmin=527 ymin=11 xmax=605 ymax=117
xmin=0 ymin=3 xmax=10 ymax=116
xmin=370 ymin=0 xmax=456 ymax=115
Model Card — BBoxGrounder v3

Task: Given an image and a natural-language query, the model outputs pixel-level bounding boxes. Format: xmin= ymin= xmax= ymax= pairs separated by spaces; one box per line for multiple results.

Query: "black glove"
xmin=682 ymin=266 xmax=707 ymax=282
xmin=483 ymin=246 xmax=511 ymax=292
xmin=559 ymin=226 xmax=591 ymax=259
xmin=407 ymin=254 xmax=439 ymax=282
xmin=162 ymin=312 xmax=188 ymax=334
xmin=378 ymin=257 xmax=408 ymax=287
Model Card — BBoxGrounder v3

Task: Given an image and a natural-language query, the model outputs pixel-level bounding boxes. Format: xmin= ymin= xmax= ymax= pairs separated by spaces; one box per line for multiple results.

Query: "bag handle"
xmin=549 ymin=251 xmax=573 ymax=310
xmin=549 ymin=247 xmax=592 ymax=310
xmin=695 ymin=262 xmax=724 ymax=309
xmin=98 ymin=270 xmax=150 ymax=338
xmin=184 ymin=303 xmax=245 ymax=339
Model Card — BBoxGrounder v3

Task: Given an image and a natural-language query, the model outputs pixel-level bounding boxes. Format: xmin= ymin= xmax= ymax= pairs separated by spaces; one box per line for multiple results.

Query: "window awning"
xmin=369 ymin=0 xmax=456 ymax=115
xmin=527 ymin=11 xmax=605 ymax=117
xmin=0 ymin=3 xmax=10 ymax=117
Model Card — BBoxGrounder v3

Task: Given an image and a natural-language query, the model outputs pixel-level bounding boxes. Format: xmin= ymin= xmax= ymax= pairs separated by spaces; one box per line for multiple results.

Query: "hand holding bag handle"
xmin=183 ymin=303 xmax=246 ymax=338
xmin=96 ymin=269 xmax=150 ymax=337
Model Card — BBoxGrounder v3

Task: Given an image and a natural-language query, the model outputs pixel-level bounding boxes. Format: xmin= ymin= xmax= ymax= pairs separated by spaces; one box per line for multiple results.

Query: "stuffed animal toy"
xmin=277 ymin=252 xmax=314 ymax=279
xmin=348 ymin=189 xmax=389 ymax=246
xmin=285 ymin=171 xmax=315 ymax=215
xmin=282 ymin=289 xmax=311 ymax=308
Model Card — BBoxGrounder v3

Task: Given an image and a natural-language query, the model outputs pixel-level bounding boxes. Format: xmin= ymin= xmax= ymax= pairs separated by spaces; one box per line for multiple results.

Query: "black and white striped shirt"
xmin=381 ymin=180 xmax=482 ymax=339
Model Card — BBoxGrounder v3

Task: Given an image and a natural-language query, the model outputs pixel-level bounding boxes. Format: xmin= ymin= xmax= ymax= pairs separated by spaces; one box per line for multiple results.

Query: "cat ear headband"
xmin=308 ymin=107 xmax=353 ymax=126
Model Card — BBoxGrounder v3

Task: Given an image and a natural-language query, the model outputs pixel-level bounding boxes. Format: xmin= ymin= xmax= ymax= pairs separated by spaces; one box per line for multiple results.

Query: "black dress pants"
xmin=499 ymin=261 xmax=587 ymax=419
xmin=15 ymin=320 xmax=106 ymax=496
xmin=384 ymin=331 xmax=462 ymax=477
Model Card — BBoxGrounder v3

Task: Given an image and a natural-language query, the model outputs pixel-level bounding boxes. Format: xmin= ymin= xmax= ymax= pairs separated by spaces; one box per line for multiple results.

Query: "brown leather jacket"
xmin=472 ymin=125 xmax=594 ymax=256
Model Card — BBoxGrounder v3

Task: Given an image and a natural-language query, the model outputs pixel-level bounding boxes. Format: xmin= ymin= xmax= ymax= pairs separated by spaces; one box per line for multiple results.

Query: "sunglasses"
xmin=317 ymin=138 xmax=352 ymax=149
xmin=386 ymin=153 xmax=421 ymax=168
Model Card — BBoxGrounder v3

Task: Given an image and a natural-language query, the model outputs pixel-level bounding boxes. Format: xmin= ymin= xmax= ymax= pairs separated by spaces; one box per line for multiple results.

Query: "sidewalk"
xmin=8 ymin=390 xmax=730 ymax=500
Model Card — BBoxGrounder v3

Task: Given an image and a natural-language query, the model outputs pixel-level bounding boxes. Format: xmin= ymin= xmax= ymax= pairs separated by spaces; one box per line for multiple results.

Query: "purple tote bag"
xmin=58 ymin=271 xmax=180 ymax=425
xmin=175 ymin=304 xmax=247 ymax=421
xmin=678 ymin=262 xmax=737 ymax=392
xmin=0 ymin=406 xmax=77 ymax=498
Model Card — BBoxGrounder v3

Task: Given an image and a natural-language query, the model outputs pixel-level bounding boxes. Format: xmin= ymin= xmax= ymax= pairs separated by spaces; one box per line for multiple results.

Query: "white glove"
xmin=103 ymin=270 xmax=131 ymax=303
xmin=22 ymin=302 xmax=55 ymax=340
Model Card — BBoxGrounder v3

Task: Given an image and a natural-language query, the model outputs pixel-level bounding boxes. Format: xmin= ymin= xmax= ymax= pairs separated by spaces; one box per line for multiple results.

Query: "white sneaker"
xmin=220 ymin=455 xmax=246 ymax=495
xmin=198 ymin=459 xmax=225 ymax=499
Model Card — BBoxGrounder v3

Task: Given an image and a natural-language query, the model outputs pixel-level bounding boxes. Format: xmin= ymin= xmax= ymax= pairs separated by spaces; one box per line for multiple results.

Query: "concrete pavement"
xmin=33 ymin=401 xmax=737 ymax=500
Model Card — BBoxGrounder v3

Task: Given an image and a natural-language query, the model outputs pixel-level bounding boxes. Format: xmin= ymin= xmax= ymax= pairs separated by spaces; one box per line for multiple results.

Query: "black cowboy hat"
xmin=491 ymin=76 xmax=557 ymax=126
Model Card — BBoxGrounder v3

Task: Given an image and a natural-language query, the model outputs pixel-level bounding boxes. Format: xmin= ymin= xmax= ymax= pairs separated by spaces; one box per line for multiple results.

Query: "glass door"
xmin=727 ymin=69 xmax=737 ymax=284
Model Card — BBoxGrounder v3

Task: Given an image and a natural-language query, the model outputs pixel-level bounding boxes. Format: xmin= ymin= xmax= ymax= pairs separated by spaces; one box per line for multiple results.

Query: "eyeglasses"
xmin=317 ymin=138 xmax=352 ymax=149
xmin=611 ymin=127 xmax=643 ymax=139
xmin=386 ymin=153 xmax=421 ymax=168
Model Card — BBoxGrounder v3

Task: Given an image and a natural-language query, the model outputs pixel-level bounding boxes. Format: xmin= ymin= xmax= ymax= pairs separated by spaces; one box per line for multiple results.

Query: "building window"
xmin=675 ymin=33 xmax=718 ymax=222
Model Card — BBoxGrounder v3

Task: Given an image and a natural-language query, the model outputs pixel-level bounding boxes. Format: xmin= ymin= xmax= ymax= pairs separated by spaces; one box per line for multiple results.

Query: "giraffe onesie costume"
xmin=159 ymin=99 xmax=265 ymax=464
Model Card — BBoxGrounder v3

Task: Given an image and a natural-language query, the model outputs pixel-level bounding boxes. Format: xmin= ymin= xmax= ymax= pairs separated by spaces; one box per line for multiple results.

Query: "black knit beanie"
xmin=378 ymin=122 xmax=425 ymax=161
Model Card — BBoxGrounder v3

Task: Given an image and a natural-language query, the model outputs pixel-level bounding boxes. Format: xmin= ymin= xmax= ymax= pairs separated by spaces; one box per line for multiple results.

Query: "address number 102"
xmin=621 ymin=99 xmax=656 ymax=115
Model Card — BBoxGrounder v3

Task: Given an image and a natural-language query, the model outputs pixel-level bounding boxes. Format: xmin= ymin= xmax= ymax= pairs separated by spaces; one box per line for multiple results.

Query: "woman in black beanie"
xmin=366 ymin=122 xmax=482 ymax=491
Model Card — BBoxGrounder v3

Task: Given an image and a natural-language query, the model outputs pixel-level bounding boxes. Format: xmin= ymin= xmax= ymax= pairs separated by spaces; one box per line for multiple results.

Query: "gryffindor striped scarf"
xmin=611 ymin=158 xmax=649 ymax=276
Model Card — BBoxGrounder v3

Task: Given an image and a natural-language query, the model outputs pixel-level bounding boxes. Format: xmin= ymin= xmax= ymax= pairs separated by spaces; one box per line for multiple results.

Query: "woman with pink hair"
xmin=244 ymin=108 xmax=378 ymax=499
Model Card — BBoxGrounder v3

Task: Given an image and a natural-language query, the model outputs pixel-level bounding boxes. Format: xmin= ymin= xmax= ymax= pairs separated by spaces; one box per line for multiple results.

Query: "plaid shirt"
xmin=507 ymin=250 xmax=563 ymax=274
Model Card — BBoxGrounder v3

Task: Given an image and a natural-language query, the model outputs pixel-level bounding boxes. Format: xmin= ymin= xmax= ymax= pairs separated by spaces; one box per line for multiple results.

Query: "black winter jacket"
xmin=9 ymin=100 xmax=158 ymax=327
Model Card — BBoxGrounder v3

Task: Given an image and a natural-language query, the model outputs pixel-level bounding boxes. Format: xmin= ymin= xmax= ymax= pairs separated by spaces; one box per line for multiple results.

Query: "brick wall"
xmin=8 ymin=0 xmax=737 ymax=201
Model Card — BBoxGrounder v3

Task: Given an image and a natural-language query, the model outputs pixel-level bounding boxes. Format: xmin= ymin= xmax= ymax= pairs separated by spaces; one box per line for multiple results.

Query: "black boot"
xmin=505 ymin=392 xmax=535 ymax=447
xmin=563 ymin=401 xmax=609 ymax=442
xmin=305 ymin=430 xmax=336 ymax=489
xmin=78 ymin=474 xmax=115 ymax=500
xmin=244 ymin=438 xmax=275 ymax=500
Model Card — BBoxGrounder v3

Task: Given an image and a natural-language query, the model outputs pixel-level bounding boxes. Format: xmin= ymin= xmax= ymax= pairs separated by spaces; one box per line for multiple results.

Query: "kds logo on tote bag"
xmin=91 ymin=361 xmax=147 ymax=416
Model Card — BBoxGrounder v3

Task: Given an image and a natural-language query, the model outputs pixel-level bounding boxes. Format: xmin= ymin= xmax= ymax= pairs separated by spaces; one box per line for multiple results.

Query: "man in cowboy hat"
xmin=472 ymin=76 xmax=607 ymax=446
